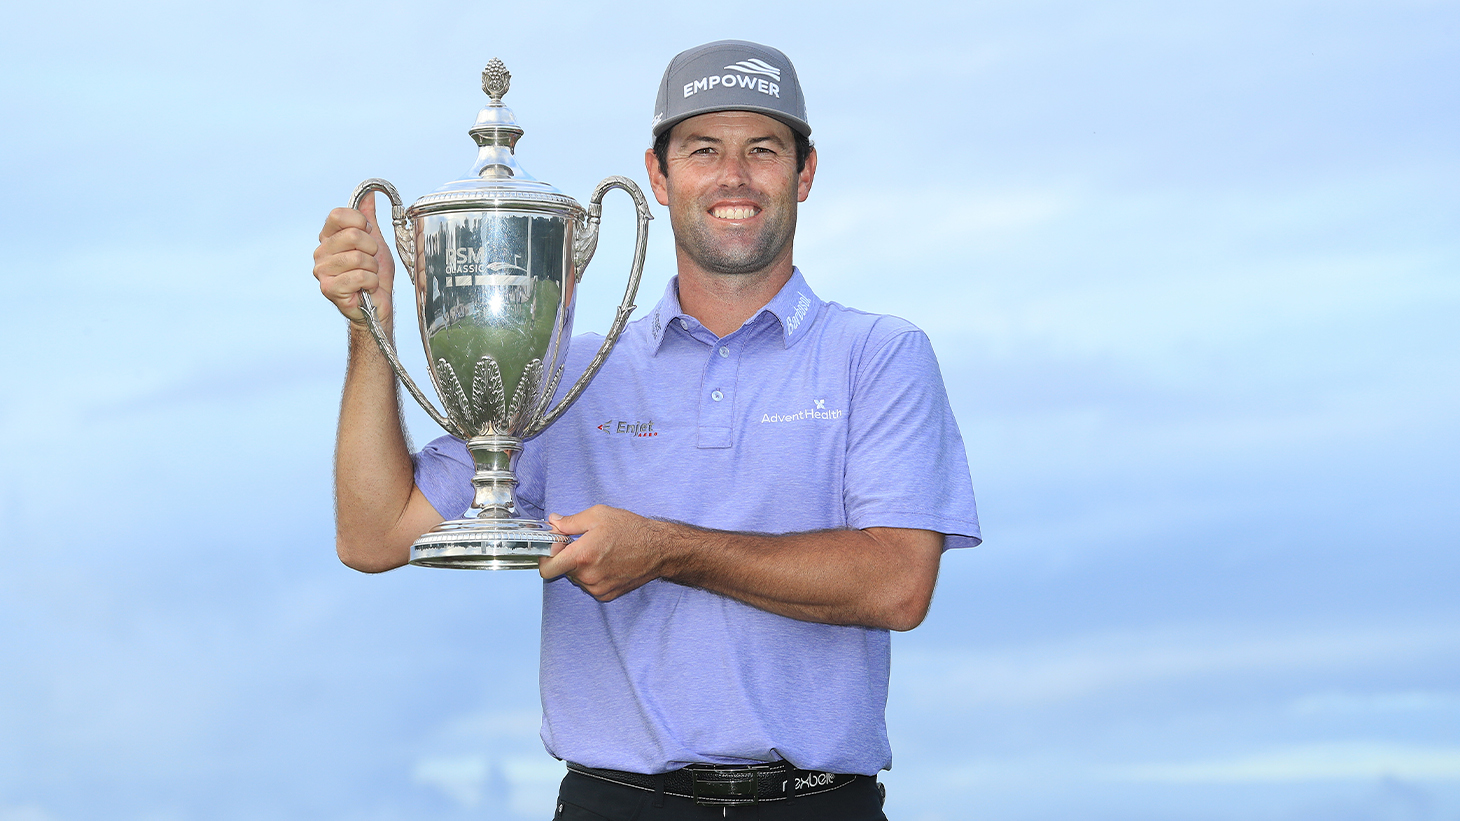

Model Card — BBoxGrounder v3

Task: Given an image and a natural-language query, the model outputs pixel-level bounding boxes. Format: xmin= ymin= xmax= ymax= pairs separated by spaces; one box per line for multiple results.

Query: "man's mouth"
xmin=710 ymin=205 xmax=759 ymax=220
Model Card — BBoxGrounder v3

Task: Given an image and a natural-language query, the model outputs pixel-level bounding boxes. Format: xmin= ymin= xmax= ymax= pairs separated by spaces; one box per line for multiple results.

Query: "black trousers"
xmin=553 ymin=770 xmax=889 ymax=820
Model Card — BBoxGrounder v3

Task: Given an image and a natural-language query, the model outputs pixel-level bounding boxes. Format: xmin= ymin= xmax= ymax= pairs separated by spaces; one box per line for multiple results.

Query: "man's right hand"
xmin=313 ymin=191 xmax=396 ymax=327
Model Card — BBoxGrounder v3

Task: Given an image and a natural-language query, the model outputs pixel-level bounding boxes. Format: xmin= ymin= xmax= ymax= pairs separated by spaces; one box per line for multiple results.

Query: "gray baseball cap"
xmin=652 ymin=40 xmax=810 ymax=138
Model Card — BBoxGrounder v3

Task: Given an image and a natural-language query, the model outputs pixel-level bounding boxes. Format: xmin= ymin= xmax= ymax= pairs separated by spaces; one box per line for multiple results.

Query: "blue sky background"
xmin=2 ymin=1 xmax=1457 ymax=819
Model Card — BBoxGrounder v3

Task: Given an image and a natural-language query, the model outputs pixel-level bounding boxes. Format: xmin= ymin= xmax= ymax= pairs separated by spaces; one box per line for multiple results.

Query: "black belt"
xmin=566 ymin=761 xmax=863 ymax=805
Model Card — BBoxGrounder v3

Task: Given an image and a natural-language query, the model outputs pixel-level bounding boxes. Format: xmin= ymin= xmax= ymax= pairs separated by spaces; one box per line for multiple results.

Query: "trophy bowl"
xmin=350 ymin=58 xmax=650 ymax=569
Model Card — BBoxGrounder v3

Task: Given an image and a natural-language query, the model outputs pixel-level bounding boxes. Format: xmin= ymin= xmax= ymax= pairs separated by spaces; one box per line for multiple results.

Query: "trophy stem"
xmin=467 ymin=434 xmax=521 ymax=517
xmin=407 ymin=433 xmax=568 ymax=570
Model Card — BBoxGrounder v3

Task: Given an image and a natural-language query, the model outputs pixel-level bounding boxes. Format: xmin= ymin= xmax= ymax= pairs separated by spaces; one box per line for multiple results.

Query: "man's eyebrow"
xmin=678 ymin=134 xmax=790 ymax=148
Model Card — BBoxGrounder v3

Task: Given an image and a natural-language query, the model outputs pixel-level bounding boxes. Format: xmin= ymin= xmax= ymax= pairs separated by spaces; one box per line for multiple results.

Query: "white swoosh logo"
xmin=724 ymin=58 xmax=781 ymax=80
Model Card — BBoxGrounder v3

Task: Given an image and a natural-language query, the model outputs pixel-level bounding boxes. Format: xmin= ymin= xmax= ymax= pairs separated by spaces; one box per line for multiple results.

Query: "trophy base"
xmin=409 ymin=518 xmax=567 ymax=570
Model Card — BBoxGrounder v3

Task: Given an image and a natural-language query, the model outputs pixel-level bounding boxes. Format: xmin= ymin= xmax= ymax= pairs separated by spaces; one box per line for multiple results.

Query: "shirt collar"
xmin=647 ymin=267 xmax=823 ymax=353
xmin=646 ymin=276 xmax=685 ymax=352
xmin=758 ymin=267 xmax=823 ymax=348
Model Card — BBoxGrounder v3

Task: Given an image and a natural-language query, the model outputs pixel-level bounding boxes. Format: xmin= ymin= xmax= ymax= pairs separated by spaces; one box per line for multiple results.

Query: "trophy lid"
xmin=409 ymin=58 xmax=585 ymax=219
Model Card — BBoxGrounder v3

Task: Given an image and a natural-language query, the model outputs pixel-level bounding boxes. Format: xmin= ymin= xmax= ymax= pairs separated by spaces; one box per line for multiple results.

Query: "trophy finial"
xmin=482 ymin=58 xmax=511 ymax=104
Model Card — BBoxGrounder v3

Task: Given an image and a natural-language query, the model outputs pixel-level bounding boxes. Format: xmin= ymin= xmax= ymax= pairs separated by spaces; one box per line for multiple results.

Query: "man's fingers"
xmin=539 ymin=542 xmax=580 ymax=580
xmin=323 ymin=267 xmax=380 ymax=300
xmin=547 ymin=510 xmax=592 ymax=536
xmin=314 ymin=242 xmax=380 ymax=276
xmin=313 ymin=196 xmax=396 ymax=325
xmin=315 ymin=249 xmax=380 ymax=294
xmin=357 ymin=191 xmax=379 ymax=233
xmin=319 ymin=206 xmax=368 ymax=243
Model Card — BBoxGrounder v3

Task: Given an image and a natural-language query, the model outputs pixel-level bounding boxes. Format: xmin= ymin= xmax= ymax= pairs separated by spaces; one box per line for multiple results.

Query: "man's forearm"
xmin=544 ymin=507 xmax=943 ymax=631
xmin=660 ymin=524 xmax=942 ymax=631
xmin=333 ymin=324 xmax=421 ymax=572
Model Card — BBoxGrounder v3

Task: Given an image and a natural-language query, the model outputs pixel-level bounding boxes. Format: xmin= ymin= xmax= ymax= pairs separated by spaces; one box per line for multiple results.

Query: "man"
xmin=313 ymin=41 xmax=979 ymax=820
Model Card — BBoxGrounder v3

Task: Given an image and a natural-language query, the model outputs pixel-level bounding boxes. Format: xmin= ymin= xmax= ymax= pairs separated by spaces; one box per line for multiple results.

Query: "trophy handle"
xmin=348 ymin=178 xmax=465 ymax=439
xmin=527 ymin=175 xmax=652 ymax=436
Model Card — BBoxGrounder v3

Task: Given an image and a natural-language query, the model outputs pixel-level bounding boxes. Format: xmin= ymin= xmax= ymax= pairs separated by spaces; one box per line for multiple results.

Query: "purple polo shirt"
xmin=414 ymin=268 xmax=979 ymax=775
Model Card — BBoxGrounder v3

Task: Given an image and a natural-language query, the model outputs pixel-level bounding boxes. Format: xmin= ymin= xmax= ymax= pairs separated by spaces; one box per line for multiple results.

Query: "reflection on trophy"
xmin=351 ymin=58 xmax=650 ymax=569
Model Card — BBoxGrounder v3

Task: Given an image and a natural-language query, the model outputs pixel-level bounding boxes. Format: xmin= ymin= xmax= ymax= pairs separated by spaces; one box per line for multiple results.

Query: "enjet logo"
xmin=596 ymin=419 xmax=659 ymax=438
xmin=683 ymin=58 xmax=782 ymax=100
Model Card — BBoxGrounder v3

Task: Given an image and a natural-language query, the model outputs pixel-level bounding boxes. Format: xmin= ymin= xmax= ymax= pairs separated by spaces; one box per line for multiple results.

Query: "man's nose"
xmin=716 ymin=153 xmax=752 ymax=186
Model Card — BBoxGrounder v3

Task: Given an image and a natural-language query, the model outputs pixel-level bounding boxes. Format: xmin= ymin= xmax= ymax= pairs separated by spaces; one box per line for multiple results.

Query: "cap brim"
xmin=653 ymin=105 xmax=812 ymax=138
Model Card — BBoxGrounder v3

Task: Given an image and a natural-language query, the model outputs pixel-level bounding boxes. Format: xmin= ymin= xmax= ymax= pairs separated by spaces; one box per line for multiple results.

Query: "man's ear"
xmin=796 ymin=146 xmax=817 ymax=203
xmin=644 ymin=148 xmax=671 ymax=207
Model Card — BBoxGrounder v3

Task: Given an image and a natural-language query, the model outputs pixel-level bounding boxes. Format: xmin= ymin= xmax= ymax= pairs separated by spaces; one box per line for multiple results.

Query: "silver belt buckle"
xmin=691 ymin=769 xmax=759 ymax=805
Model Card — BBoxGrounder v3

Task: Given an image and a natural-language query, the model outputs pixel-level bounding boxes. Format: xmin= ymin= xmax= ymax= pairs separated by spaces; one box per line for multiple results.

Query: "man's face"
xmin=645 ymin=111 xmax=816 ymax=277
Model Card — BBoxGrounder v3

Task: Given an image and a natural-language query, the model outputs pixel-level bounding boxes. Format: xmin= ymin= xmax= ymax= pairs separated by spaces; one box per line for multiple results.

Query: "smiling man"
xmin=313 ymin=40 xmax=979 ymax=821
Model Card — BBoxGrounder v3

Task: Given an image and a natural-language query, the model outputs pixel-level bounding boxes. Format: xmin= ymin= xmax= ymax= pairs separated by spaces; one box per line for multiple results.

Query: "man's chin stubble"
xmin=675 ymin=216 xmax=794 ymax=277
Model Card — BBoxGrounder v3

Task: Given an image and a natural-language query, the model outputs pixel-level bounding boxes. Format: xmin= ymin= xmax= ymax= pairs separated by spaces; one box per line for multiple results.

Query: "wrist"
xmin=651 ymin=518 xmax=706 ymax=583
xmin=348 ymin=308 xmax=392 ymax=332
xmin=347 ymin=316 xmax=394 ymax=355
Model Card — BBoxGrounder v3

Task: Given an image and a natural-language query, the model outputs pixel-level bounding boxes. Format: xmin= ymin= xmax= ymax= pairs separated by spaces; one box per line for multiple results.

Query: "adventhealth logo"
xmin=760 ymin=398 xmax=843 ymax=424
xmin=683 ymin=58 xmax=782 ymax=99
xmin=597 ymin=419 xmax=659 ymax=438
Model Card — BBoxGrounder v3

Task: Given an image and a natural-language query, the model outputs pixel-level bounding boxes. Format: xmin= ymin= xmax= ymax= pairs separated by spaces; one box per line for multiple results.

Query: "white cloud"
xmin=0 ymin=807 xmax=58 ymax=821
xmin=897 ymin=622 xmax=1460 ymax=709
xmin=410 ymin=752 xmax=562 ymax=816
xmin=1291 ymin=691 xmax=1460 ymax=717
xmin=411 ymin=709 xmax=562 ymax=814
xmin=501 ymin=755 xmax=569 ymax=818
xmin=1113 ymin=742 xmax=1460 ymax=783
xmin=423 ymin=708 xmax=542 ymax=743
xmin=801 ymin=186 xmax=1075 ymax=255
xmin=796 ymin=171 xmax=1459 ymax=383
xmin=412 ymin=754 xmax=490 ymax=807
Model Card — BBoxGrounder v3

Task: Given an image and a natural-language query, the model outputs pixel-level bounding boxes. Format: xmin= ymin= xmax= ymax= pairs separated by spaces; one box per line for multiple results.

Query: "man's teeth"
xmin=712 ymin=206 xmax=757 ymax=220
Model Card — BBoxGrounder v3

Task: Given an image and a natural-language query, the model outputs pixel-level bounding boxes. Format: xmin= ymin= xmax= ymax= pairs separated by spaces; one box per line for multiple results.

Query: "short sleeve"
xmin=514 ymin=435 xmax=547 ymax=521
xmin=412 ymin=435 xmax=474 ymax=520
xmin=412 ymin=434 xmax=548 ymax=522
xmin=843 ymin=328 xmax=981 ymax=549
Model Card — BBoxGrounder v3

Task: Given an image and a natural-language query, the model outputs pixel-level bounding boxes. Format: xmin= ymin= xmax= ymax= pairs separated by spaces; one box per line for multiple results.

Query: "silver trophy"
xmin=351 ymin=58 xmax=650 ymax=570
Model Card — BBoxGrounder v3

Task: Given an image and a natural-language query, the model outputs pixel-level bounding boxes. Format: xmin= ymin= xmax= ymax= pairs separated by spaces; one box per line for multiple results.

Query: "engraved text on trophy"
xmin=418 ymin=211 xmax=574 ymax=437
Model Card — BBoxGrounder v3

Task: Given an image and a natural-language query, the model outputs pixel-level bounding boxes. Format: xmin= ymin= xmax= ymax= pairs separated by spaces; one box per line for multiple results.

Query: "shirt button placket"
xmin=696 ymin=337 xmax=738 ymax=448
xmin=707 ymin=342 xmax=736 ymax=410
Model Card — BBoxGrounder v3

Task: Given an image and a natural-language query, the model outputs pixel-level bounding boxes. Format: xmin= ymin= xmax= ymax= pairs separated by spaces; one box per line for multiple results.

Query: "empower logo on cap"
xmin=682 ymin=59 xmax=783 ymax=99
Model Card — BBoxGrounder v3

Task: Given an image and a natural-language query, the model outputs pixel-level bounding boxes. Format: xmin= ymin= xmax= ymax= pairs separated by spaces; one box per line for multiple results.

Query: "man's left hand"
xmin=540 ymin=505 xmax=670 ymax=601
